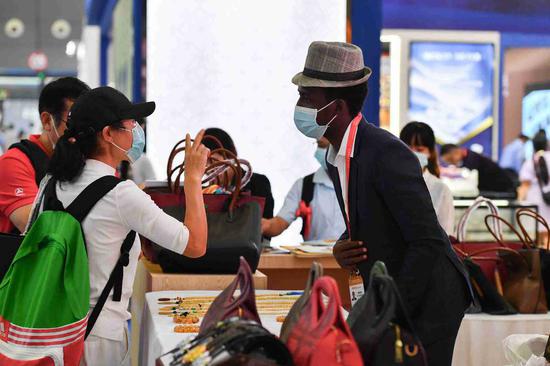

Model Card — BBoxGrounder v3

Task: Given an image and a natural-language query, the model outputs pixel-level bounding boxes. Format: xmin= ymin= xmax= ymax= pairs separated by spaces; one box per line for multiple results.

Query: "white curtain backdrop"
xmin=147 ymin=0 xmax=346 ymax=245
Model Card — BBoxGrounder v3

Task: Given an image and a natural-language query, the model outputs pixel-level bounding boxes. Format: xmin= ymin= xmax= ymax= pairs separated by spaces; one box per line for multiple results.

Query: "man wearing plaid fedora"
xmin=292 ymin=41 xmax=473 ymax=365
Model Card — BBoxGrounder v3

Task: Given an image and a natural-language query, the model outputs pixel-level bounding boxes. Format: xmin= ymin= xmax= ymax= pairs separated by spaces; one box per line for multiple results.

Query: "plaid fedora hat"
xmin=292 ymin=41 xmax=372 ymax=88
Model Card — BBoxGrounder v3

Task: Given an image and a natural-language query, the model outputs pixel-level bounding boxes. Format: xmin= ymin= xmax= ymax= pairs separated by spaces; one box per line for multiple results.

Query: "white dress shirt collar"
xmin=327 ymin=121 xmax=357 ymax=167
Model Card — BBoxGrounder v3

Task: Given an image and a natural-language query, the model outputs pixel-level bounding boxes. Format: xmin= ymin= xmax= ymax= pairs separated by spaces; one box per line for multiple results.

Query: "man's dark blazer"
xmin=327 ymin=119 xmax=472 ymax=345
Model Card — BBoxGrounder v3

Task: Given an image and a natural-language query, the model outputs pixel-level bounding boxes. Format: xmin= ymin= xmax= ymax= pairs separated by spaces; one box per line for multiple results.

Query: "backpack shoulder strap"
xmin=65 ymin=175 xmax=123 ymax=222
xmin=301 ymin=173 xmax=315 ymax=206
xmin=9 ymin=140 xmax=50 ymax=185
xmin=71 ymin=175 xmax=137 ymax=339
xmin=86 ymin=229 xmax=136 ymax=339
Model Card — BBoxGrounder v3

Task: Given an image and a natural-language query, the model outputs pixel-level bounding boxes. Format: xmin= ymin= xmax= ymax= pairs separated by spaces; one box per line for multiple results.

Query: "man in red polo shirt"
xmin=0 ymin=77 xmax=90 ymax=233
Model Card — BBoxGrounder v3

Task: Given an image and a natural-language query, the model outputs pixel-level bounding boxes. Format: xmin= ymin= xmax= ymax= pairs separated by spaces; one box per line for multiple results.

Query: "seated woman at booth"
xmin=400 ymin=121 xmax=455 ymax=235
xmin=31 ymin=87 xmax=209 ymax=365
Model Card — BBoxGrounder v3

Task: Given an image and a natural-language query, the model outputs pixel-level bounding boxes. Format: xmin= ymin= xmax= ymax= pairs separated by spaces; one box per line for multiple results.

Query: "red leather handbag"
xmin=199 ymin=257 xmax=261 ymax=334
xmin=286 ymin=276 xmax=363 ymax=366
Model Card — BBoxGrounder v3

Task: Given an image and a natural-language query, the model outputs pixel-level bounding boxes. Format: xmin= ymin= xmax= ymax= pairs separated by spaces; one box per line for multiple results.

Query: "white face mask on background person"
xmin=413 ymin=151 xmax=429 ymax=170
xmin=314 ymin=147 xmax=328 ymax=171
xmin=47 ymin=114 xmax=61 ymax=149
xmin=294 ymin=100 xmax=337 ymax=140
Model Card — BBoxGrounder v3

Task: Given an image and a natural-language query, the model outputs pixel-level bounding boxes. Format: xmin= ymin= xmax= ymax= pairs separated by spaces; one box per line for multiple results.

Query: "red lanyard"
xmin=344 ymin=113 xmax=362 ymax=232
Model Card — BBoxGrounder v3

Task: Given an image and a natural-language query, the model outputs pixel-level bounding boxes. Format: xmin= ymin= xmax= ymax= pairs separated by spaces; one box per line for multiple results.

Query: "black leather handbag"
xmin=347 ymin=261 xmax=428 ymax=366
xmin=147 ymin=136 xmax=263 ymax=274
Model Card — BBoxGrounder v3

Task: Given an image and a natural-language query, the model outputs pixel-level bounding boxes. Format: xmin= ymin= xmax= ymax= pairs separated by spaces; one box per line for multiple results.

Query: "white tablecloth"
xmin=139 ymin=290 xmax=288 ymax=366
xmin=452 ymin=313 xmax=550 ymax=366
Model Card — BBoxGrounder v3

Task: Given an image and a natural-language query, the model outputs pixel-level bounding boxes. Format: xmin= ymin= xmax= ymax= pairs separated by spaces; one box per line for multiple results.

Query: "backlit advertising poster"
xmin=408 ymin=42 xmax=495 ymax=155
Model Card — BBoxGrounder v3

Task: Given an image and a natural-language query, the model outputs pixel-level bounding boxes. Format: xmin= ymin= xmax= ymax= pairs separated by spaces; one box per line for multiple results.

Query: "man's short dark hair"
xmin=440 ymin=144 xmax=460 ymax=156
xmin=324 ymin=82 xmax=368 ymax=117
xmin=38 ymin=77 xmax=90 ymax=126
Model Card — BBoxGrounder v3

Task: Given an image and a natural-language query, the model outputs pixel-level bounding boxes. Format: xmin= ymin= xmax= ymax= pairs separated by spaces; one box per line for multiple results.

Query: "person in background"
xmin=261 ymin=137 xmax=346 ymax=241
xmin=35 ymin=86 xmax=208 ymax=365
xmin=202 ymin=127 xmax=274 ymax=219
xmin=440 ymin=144 xmax=515 ymax=194
xmin=500 ymin=133 xmax=529 ymax=188
xmin=518 ymin=130 xmax=550 ymax=243
xmin=400 ymin=122 xmax=455 ymax=235
xmin=293 ymin=41 xmax=470 ymax=365
xmin=0 ymin=77 xmax=90 ymax=233
xmin=500 ymin=134 xmax=529 ymax=174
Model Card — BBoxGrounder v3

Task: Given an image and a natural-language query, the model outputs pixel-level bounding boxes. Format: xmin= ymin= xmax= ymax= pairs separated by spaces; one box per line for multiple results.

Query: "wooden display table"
xmin=131 ymin=258 xmax=267 ymax=366
xmin=258 ymin=252 xmax=350 ymax=308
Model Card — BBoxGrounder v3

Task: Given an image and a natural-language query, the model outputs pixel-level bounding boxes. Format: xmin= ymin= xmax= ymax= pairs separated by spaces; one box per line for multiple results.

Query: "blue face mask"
xmin=413 ymin=151 xmax=429 ymax=170
xmin=111 ymin=123 xmax=146 ymax=163
xmin=314 ymin=147 xmax=328 ymax=171
xmin=294 ymin=100 xmax=337 ymax=140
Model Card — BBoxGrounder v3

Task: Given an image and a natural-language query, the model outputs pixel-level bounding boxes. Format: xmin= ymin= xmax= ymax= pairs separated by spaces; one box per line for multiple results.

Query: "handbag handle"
xmin=304 ymin=261 xmax=323 ymax=294
xmin=457 ymin=197 xmax=503 ymax=242
xmin=516 ymin=208 xmax=550 ymax=250
xmin=484 ymin=214 xmax=528 ymax=248
xmin=166 ymin=135 xmax=251 ymax=217
xmin=309 ymin=276 xmax=352 ymax=338
xmin=225 ymin=257 xmax=256 ymax=307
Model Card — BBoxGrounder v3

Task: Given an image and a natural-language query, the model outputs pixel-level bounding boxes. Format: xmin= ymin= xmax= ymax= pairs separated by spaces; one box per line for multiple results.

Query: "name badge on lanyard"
xmin=349 ymin=269 xmax=365 ymax=307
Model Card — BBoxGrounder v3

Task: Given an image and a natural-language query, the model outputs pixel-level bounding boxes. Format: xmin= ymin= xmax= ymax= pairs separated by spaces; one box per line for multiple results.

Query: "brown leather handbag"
xmin=484 ymin=214 xmax=548 ymax=314
xmin=279 ymin=262 xmax=323 ymax=342
xmin=199 ymin=257 xmax=261 ymax=334
xmin=515 ymin=208 xmax=550 ymax=307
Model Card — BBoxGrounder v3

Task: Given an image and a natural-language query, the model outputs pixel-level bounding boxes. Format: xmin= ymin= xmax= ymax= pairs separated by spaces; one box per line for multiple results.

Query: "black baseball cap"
xmin=68 ymin=86 xmax=155 ymax=130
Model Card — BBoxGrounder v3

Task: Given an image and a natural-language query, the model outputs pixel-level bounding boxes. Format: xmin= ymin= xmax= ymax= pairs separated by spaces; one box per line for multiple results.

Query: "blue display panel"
xmin=408 ymin=42 xmax=495 ymax=155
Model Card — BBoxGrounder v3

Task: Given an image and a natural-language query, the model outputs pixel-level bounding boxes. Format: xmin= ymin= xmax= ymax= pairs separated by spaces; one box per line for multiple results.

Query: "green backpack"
xmin=0 ymin=176 xmax=135 ymax=365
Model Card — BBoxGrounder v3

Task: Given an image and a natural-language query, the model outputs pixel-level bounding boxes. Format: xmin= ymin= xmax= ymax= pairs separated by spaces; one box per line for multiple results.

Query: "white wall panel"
xmin=147 ymin=0 xmax=346 ymax=245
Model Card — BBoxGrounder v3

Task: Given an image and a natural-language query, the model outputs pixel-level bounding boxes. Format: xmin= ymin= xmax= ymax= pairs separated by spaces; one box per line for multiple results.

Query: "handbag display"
xmin=156 ymin=318 xmax=294 ymax=366
xmin=145 ymin=135 xmax=265 ymax=274
xmin=516 ymin=208 xmax=550 ymax=307
xmin=286 ymin=276 xmax=362 ymax=366
xmin=347 ymin=261 xmax=427 ymax=366
xmin=279 ymin=262 xmax=323 ymax=343
xmin=483 ymin=213 xmax=548 ymax=314
xmin=458 ymin=243 xmax=547 ymax=314
xmin=199 ymin=257 xmax=261 ymax=334
xmin=452 ymin=197 xmax=523 ymax=284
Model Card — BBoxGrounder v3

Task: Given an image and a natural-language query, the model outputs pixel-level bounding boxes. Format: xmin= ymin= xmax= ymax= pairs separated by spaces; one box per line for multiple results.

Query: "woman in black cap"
xmin=31 ymin=86 xmax=209 ymax=365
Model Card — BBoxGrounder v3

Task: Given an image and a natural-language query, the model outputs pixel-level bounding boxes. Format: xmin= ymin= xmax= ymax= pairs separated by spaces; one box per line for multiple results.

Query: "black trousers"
xmin=423 ymin=317 xmax=463 ymax=366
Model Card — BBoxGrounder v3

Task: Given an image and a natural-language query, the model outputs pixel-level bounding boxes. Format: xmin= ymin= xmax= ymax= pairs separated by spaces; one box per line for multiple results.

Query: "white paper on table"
xmin=301 ymin=240 xmax=336 ymax=247
xmin=296 ymin=245 xmax=333 ymax=254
